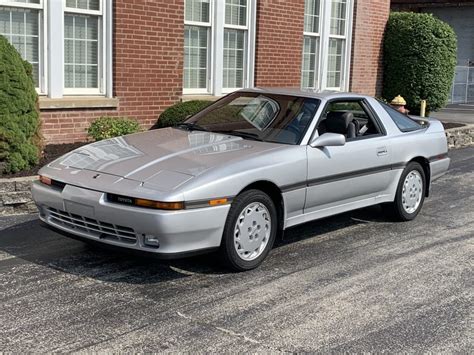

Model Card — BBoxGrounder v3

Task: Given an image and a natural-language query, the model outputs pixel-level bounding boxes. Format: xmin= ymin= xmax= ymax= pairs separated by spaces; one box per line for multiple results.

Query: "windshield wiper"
xmin=175 ymin=122 xmax=209 ymax=132
xmin=214 ymin=130 xmax=264 ymax=142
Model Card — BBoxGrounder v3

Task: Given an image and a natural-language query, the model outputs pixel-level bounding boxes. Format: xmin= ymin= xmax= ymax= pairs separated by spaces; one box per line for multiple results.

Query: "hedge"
xmin=383 ymin=12 xmax=457 ymax=115
xmin=0 ymin=35 xmax=42 ymax=173
xmin=88 ymin=116 xmax=141 ymax=141
xmin=153 ymin=100 xmax=213 ymax=129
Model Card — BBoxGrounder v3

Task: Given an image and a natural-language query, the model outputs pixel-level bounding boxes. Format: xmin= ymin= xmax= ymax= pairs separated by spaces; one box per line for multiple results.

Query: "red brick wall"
xmin=254 ymin=0 xmax=305 ymax=87
xmin=349 ymin=0 xmax=390 ymax=96
xmin=41 ymin=0 xmax=184 ymax=143
xmin=41 ymin=0 xmax=390 ymax=144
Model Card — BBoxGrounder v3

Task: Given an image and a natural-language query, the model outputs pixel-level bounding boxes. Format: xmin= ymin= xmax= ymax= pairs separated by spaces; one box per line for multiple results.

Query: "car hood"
xmin=46 ymin=128 xmax=280 ymax=191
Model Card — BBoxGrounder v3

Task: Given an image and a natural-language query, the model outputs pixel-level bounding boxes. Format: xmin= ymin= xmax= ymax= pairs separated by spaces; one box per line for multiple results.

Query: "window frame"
xmin=313 ymin=98 xmax=386 ymax=142
xmin=183 ymin=0 xmax=213 ymax=95
xmin=0 ymin=0 xmax=113 ymax=98
xmin=301 ymin=0 xmax=354 ymax=92
xmin=222 ymin=0 xmax=250 ymax=93
xmin=183 ymin=0 xmax=256 ymax=97
xmin=301 ymin=0 xmax=321 ymax=90
xmin=63 ymin=0 xmax=105 ymax=95
xmin=0 ymin=0 xmax=47 ymax=94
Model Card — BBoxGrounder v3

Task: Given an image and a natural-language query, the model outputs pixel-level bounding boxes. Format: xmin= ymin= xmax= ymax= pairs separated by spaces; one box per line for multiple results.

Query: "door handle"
xmin=376 ymin=146 xmax=388 ymax=156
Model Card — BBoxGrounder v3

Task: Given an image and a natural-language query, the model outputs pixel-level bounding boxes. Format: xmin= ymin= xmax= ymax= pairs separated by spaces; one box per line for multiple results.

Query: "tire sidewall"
xmin=396 ymin=162 xmax=426 ymax=220
xmin=221 ymin=189 xmax=278 ymax=271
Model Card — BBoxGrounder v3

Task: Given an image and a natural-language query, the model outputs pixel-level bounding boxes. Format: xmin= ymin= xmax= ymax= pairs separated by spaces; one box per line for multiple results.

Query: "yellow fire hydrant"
xmin=390 ymin=95 xmax=409 ymax=115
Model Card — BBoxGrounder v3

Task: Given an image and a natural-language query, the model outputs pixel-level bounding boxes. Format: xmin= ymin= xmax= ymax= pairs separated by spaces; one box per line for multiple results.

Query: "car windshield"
xmin=182 ymin=91 xmax=320 ymax=145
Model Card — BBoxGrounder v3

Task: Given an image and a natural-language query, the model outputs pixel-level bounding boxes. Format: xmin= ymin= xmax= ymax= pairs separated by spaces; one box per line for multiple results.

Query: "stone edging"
xmin=0 ymin=176 xmax=38 ymax=216
xmin=1 ymin=124 xmax=473 ymax=216
xmin=445 ymin=124 xmax=474 ymax=149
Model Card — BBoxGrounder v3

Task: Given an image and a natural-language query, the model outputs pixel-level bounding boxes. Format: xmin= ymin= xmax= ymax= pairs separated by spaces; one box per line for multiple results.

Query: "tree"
xmin=0 ymin=35 xmax=42 ymax=173
xmin=383 ymin=12 xmax=457 ymax=115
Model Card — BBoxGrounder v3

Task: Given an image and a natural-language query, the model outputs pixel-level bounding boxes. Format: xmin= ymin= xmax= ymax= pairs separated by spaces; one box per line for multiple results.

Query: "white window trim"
xmin=302 ymin=0 xmax=353 ymax=92
xmin=183 ymin=0 xmax=213 ymax=95
xmin=302 ymin=0 xmax=322 ymax=90
xmin=183 ymin=0 xmax=256 ymax=97
xmin=0 ymin=0 xmax=47 ymax=94
xmin=221 ymin=0 xmax=251 ymax=94
xmin=63 ymin=0 xmax=106 ymax=95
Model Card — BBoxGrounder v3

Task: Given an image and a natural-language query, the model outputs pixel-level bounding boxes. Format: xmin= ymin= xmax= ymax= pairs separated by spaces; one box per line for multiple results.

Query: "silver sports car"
xmin=32 ymin=88 xmax=450 ymax=270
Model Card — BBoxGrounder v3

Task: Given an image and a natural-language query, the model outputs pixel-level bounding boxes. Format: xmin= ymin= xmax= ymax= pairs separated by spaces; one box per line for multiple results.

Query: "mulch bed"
xmin=1 ymin=142 xmax=88 ymax=179
xmin=442 ymin=122 xmax=466 ymax=130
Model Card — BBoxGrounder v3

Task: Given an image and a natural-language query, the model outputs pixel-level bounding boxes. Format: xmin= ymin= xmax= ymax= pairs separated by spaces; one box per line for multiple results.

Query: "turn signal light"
xmin=209 ymin=198 xmax=228 ymax=206
xmin=39 ymin=175 xmax=52 ymax=185
xmin=134 ymin=198 xmax=184 ymax=210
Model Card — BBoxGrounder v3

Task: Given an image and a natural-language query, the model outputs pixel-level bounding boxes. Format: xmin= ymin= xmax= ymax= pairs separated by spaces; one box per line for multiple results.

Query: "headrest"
xmin=325 ymin=111 xmax=354 ymax=134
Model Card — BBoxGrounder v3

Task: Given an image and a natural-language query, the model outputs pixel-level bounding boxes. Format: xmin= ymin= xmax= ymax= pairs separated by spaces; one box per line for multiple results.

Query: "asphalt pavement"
xmin=0 ymin=147 xmax=473 ymax=352
xmin=434 ymin=103 xmax=474 ymax=124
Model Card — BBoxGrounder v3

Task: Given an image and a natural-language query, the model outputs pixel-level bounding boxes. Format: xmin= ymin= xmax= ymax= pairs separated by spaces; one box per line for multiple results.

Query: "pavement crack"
xmin=175 ymin=311 xmax=291 ymax=353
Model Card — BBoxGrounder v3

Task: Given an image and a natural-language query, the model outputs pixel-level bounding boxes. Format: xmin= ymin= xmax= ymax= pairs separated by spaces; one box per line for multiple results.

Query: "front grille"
xmin=46 ymin=207 xmax=137 ymax=244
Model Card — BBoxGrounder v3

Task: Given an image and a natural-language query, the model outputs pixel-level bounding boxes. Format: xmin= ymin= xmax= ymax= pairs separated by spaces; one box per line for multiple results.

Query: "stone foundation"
xmin=0 ymin=176 xmax=38 ymax=216
xmin=445 ymin=124 xmax=474 ymax=149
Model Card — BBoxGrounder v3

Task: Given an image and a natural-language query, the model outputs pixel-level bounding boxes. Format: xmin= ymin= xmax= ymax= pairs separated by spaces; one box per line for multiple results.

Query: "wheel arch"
xmin=239 ymin=180 xmax=285 ymax=235
xmin=408 ymin=156 xmax=431 ymax=197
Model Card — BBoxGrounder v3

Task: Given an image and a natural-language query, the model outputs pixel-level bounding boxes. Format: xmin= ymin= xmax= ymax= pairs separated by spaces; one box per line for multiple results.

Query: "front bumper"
xmin=31 ymin=181 xmax=231 ymax=256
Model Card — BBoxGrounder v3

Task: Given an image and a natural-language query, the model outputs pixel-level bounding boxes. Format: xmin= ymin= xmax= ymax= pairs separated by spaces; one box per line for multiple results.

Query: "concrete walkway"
xmin=432 ymin=103 xmax=474 ymax=124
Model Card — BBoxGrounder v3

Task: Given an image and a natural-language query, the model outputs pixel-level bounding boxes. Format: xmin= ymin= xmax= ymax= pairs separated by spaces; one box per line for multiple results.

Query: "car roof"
xmin=240 ymin=87 xmax=370 ymax=101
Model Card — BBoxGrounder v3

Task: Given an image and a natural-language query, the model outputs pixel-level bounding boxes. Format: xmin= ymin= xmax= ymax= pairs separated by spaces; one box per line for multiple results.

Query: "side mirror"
xmin=309 ymin=133 xmax=346 ymax=148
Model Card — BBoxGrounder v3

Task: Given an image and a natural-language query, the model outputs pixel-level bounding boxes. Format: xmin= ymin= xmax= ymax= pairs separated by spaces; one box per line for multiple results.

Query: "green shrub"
xmin=154 ymin=100 xmax=213 ymax=128
xmin=383 ymin=12 xmax=457 ymax=115
xmin=0 ymin=35 xmax=42 ymax=173
xmin=87 ymin=117 xmax=141 ymax=141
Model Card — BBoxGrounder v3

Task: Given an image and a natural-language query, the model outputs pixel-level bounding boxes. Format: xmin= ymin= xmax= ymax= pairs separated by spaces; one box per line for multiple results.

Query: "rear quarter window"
xmin=380 ymin=102 xmax=424 ymax=132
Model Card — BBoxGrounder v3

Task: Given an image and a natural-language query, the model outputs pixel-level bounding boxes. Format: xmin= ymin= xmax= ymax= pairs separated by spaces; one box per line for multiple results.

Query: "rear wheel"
xmin=219 ymin=189 xmax=277 ymax=271
xmin=384 ymin=161 xmax=426 ymax=221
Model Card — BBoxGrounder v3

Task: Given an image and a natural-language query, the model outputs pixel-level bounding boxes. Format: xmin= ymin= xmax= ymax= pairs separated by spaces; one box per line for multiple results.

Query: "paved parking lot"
xmin=0 ymin=147 xmax=473 ymax=352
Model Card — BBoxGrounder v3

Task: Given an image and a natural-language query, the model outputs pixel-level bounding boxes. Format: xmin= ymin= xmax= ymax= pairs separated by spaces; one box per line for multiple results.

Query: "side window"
xmin=379 ymin=102 xmax=423 ymax=132
xmin=317 ymin=100 xmax=381 ymax=140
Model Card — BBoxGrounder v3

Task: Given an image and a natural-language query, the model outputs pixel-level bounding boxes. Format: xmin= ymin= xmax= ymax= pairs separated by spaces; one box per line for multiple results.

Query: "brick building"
xmin=0 ymin=0 xmax=390 ymax=143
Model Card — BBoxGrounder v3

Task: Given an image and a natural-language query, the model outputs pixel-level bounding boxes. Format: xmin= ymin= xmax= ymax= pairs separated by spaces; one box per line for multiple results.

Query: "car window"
xmin=186 ymin=92 xmax=320 ymax=145
xmin=379 ymin=102 xmax=423 ymax=132
xmin=317 ymin=100 xmax=381 ymax=140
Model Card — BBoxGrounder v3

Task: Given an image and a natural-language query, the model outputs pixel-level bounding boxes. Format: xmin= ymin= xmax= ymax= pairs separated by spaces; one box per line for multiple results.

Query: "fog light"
xmin=143 ymin=234 xmax=160 ymax=248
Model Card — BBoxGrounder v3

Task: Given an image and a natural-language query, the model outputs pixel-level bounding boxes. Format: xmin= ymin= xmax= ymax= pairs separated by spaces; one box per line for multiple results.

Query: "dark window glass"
xmin=185 ymin=92 xmax=320 ymax=145
xmin=380 ymin=102 xmax=423 ymax=132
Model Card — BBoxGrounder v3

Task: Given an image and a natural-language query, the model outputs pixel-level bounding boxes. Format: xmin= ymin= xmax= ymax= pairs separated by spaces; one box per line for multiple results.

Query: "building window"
xmin=0 ymin=0 xmax=44 ymax=91
xmin=223 ymin=0 xmax=248 ymax=91
xmin=184 ymin=0 xmax=210 ymax=92
xmin=64 ymin=0 xmax=102 ymax=93
xmin=301 ymin=0 xmax=352 ymax=91
xmin=0 ymin=0 xmax=112 ymax=98
xmin=183 ymin=0 xmax=256 ymax=96
xmin=302 ymin=0 xmax=321 ymax=89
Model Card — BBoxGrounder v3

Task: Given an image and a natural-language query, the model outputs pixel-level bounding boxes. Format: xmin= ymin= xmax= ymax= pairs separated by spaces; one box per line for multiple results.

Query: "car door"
xmin=304 ymin=99 xmax=393 ymax=214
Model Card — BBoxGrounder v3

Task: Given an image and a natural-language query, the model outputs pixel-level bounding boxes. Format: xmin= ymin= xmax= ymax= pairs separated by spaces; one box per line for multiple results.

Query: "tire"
xmin=384 ymin=161 xmax=426 ymax=221
xmin=219 ymin=189 xmax=278 ymax=271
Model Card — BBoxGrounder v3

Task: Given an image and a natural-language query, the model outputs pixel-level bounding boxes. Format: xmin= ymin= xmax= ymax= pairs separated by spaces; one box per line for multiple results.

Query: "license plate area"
xmin=64 ymin=200 xmax=95 ymax=218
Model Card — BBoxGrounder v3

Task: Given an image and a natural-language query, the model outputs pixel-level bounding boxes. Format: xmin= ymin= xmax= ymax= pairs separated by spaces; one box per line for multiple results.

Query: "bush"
xmin=0 ymin=35 xmax=42 ymax=173
xmin=154 ymin=100 xmax=213 ymax=128
xmin=383 ymin=12 xmax=457 ymax=115
xmin=87 ymin=117 xmax=141 ymax=141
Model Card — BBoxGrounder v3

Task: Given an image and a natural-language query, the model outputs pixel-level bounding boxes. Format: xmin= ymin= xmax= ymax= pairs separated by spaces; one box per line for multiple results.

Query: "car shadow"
xmin=0 ymin=205 xmax=388 ymax=284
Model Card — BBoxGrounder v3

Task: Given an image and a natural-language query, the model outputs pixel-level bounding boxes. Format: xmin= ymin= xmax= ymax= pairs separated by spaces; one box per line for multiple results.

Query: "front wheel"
xmin=219 ymin=189 xmax=277 ymax=271
xmin=384 ymin=161 xmax=426 ymax=221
